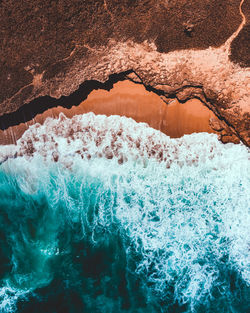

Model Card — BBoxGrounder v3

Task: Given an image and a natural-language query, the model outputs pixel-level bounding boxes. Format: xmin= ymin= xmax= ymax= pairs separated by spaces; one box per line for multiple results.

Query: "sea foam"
xmin=0 ymin=113 xmax=249 ymax=312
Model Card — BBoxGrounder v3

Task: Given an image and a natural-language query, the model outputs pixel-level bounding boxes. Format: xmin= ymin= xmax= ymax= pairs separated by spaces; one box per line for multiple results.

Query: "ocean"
xmin=0 ymin=113 xmax=249 ymax=312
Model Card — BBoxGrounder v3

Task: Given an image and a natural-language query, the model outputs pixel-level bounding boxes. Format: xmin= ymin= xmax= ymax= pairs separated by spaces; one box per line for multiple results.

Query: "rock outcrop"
xmin=0 ymin=0 xmax=249 ymax=146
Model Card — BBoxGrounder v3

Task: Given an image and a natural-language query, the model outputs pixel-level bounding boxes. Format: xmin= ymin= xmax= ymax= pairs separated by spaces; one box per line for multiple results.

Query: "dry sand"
xmin=0 ymin=81 xmax=218 ymax=145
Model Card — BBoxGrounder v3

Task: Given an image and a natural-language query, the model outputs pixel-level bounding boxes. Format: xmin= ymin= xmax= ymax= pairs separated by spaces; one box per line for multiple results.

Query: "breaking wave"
xmin=0 ymin=113 xmax=249 ymax=312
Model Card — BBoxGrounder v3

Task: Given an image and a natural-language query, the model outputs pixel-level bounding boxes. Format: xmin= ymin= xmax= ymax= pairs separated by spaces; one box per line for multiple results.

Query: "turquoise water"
xmin=0 ymin=114 xmax=249 ymax=312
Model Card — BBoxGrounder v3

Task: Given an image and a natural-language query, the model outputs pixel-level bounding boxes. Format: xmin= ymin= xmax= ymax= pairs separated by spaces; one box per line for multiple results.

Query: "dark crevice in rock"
xmin=198 ymin=88 xmax=247 ymax=146
xmin=142 ymin=78 xmax=248 ymax=147
xmin=0 ymin=69 xmax=247 ymax=147
xmin=140 ymin=82 xmax=245 ymax=145
xmin=0 ymin=70 xmax=132 ymax=131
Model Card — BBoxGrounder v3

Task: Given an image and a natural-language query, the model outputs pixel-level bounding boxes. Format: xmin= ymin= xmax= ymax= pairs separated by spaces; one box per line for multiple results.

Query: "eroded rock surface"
xmin=0 ymin=0 xmax=249 ymax=145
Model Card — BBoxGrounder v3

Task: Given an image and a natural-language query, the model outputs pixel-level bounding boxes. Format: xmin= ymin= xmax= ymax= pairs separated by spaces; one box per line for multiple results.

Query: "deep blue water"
xmin=0 ymin=114 xmax=249 ymax=312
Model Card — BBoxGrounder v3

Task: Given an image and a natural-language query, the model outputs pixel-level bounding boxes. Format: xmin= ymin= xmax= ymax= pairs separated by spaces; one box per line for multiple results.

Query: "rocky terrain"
xmin=0 ymin=0 xmax=249 ymax=146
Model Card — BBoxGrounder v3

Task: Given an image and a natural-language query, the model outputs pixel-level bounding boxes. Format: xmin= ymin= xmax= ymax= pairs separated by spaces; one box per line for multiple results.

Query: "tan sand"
xmin=0 ymin=81 xmax=218 ymax=145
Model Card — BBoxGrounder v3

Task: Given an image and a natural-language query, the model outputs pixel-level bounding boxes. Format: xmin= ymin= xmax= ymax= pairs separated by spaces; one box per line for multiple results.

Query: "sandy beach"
xmin=0 ymin=81 xmax=218 ymax=145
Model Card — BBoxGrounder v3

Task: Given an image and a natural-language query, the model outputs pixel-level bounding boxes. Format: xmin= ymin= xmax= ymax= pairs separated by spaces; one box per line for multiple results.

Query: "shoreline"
xmin=0 ymin=81 xmax=218 ymax=146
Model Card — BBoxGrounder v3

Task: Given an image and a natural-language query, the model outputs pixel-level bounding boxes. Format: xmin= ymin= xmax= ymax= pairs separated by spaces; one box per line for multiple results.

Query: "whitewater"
xmin=0 ymin=113 xmax=249 ymax=312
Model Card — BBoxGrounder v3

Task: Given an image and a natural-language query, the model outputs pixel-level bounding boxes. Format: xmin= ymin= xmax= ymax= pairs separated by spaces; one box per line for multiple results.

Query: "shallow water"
xmin=0 ymin=113 xmax=249 ymax=312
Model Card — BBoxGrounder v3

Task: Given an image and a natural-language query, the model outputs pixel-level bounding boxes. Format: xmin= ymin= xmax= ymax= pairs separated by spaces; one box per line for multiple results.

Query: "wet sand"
xmin=0 ymin=81 xmax=218 ymax=145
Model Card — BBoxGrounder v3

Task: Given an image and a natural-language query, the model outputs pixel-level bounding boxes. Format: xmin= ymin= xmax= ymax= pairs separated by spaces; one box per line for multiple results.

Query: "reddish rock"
xmin=0 ymin=0 xmax=249 ymax=146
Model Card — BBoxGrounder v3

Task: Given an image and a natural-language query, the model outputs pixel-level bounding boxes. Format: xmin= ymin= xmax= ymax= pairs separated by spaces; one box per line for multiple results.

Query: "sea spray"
xmin=0 ymin=113 xmax=249 ymax=312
